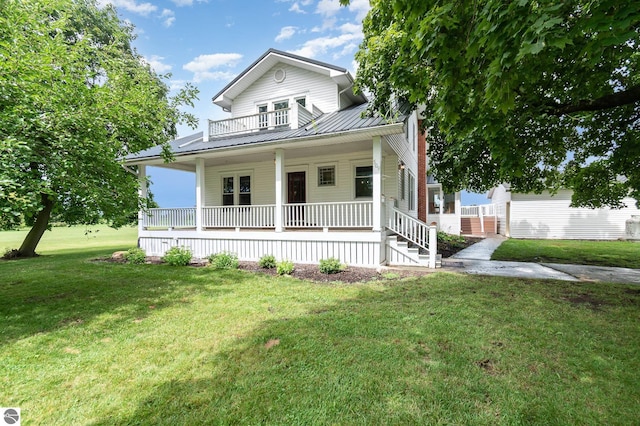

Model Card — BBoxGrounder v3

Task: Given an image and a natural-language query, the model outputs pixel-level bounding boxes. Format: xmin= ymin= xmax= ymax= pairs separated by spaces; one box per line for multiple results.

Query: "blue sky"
xmin=103 ymin=0 xmax=489 ymax=206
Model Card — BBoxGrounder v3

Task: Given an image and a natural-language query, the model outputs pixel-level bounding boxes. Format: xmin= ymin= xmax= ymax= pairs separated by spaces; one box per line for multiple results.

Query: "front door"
xmin=287 ymin=172 xmax=306 ymax=225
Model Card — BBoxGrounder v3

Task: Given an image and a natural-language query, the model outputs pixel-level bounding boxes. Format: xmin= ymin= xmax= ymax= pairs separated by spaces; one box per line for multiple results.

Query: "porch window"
xmin=400 ymin=168 xmax=405 ymax=200
xmin=428 ymin=187 xmax=440 ymax=214
xmin=408 ymin=172 xmax=415 ymax=210
xmin=355 ymin=166 xmax=373 ymax=198
xmin=274 ymin=100 xmax=289 ymax=126
xmin=318 ymin=166 xmax=335 ymax=186
xmin=222 ymin=177 xmax=234 ymax=206
xmin=239 ymin=175 xmax=251 ymax=205
xmin=222 ymin=175 xmax=252 ymax=205
xmin=443 ymin=193 xmax=455 ymax=214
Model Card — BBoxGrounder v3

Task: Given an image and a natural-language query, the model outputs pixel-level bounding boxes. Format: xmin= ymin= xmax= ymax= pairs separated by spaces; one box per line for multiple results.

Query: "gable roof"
xmin=212 ymin=48 xmax=366 ymax=110
xmin=125 ymin=102 xmax=404 ymax=164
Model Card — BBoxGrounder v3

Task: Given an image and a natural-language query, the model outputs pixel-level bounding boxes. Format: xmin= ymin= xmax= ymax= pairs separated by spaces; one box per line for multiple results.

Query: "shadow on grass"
xmin=92 ymin=275 xmax=640 ymax=425
xmin=0 ymin=249 xmax=241 ymax=346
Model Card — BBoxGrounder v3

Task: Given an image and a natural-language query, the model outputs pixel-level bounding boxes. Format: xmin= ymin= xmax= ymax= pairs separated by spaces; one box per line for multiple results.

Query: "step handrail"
xmin=386 ymin=207 xmax=429 ymax=251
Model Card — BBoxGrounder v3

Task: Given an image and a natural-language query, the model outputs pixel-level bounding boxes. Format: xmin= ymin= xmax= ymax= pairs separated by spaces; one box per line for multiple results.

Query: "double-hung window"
xmin=222 ymin=175 xmax=251 ymax=205
xmin=408 ymin=172 xmax=415 ymax=210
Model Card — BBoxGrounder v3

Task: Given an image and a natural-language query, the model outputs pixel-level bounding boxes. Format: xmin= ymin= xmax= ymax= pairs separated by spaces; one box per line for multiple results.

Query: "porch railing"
xmin=142 ymin=208 xmax=196 ymax=228
xmin=283 ymin=201 xmax=373 ymax=228
xmin=202 ymin=205 xmax=276 ymax=228
xmin=142 ymin=202 xmax=374 ymax=230
xmin=461 ymin=203 xmax=496 ymax=217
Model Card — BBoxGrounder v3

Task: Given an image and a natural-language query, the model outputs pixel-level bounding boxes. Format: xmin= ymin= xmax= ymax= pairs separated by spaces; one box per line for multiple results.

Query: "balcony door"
xmin=287 ymin=171 xmax=306 ymax=226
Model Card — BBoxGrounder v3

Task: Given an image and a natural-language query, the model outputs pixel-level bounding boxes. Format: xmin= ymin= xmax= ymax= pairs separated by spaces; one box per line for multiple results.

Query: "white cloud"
xmin=183 ymin=53 xmax=243 ymax=82
xmin=171 ymin=0 xmax=208 ymax=5
xmin=144 ymin=55 xmax=172 ymax=73
xmin=346 ymin=0 xmax=370 ymax=20
xmin=275 ymin=26 xmax=298 ymax=42
xmin=169 ymin=79 xmax=188 ymax=91
xmin=98 ymin=0 xmax=157 ymax=16
xmin=160 ymin=9 xmax=175 ymax=27
xmin=339 ymin=22 xmax=361 ymax=34
xmin=289 ymin=3 xmax=306 ymax=14
xmin=289 ymin=32 xmax=362 ymax=59
xmin=315 ymin=0 xmax=341 ymax=17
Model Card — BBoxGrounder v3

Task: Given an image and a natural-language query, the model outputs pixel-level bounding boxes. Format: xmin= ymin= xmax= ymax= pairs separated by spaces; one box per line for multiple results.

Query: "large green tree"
xmin=0 ymin=0 xmax=198 ymax=256
xmin=343 ymin=0 xmax=640 ymax=208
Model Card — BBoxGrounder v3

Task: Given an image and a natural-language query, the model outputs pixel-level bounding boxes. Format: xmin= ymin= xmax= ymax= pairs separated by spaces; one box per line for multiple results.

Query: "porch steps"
xmin=387 ymin=236 xmax=437 ymax=267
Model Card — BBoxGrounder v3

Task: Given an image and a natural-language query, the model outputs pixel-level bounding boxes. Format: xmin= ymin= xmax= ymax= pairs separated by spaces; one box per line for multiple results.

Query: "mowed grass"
xmin=1 ymin=229 xmax=639 ymax=424
xmin=1 ymin=224 xmax=138 ymax=255
xmin=492 ymin=238 xmax=640 ymax=269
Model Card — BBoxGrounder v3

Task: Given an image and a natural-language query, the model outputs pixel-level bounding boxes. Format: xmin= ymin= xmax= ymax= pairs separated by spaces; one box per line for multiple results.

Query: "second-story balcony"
xmin=208 ymin=103 xmax=320 ymax=138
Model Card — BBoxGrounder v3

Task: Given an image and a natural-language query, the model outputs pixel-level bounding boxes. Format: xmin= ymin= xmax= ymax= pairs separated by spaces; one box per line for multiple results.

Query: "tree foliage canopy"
xmin=343 ymin=0 xmax=640 ymax=208
xmin=0 ymin=0 xmax=198 ymax=255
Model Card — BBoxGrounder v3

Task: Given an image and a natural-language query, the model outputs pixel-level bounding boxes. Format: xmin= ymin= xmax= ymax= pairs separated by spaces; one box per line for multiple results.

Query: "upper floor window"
xmin=295 ymin=97 xmax=306 ymax=108
xmin=258 ymin=104 xmax=268 ymax=129
xmin=274 ymin=100 xmax=289 ymax=126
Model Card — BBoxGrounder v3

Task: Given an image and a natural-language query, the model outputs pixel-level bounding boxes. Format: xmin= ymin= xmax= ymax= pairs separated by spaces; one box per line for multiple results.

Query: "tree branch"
xmin=550 ymin=85 xmax=640 ymax=116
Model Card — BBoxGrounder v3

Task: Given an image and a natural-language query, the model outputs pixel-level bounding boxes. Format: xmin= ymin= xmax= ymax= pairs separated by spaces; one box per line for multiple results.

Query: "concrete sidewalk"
xmin=443 ymin=236 xmax=640 ymax=284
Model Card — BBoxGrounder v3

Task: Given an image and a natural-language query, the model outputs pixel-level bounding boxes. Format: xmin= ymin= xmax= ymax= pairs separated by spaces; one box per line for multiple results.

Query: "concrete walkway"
xmin=443 ymin=235 xmax=640 ymax=284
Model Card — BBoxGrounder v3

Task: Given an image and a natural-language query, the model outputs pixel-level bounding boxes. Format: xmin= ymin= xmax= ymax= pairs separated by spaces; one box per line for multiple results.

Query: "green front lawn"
xmin=1 ymin=239 xmax=639 ymax=424
xmin=492 ymin=238 xmax=640 ymax=269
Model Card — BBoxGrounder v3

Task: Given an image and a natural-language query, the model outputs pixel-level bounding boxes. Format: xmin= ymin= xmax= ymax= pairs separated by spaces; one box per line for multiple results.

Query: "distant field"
xmin=0 ymin=225 xmax=137 ymax=255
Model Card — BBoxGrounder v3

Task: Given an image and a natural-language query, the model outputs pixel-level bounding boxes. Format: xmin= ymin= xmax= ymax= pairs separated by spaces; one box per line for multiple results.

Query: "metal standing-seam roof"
xmin=124 ymin=102 xmax=405 ymax=163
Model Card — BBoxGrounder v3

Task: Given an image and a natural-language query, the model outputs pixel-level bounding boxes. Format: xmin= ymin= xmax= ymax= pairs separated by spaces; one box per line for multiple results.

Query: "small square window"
xmin=318 ymin=166 xmax=335 ymax=186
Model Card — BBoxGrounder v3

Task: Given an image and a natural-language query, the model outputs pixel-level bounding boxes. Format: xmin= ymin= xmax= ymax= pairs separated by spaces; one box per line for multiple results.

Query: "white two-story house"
xmin=125 ymin=49 xmax=437 ymax=267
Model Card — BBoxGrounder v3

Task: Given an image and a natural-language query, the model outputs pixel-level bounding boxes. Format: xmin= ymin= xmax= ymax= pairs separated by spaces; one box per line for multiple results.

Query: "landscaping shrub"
xmin=162 ymin=246 xmax=192 ymax=266
xmin=437 ymin=231 xmax=466 ymax=247
xmin=208 ymin=252 xmax=239 ymax=269
xmin=258 ymin=254 xmax=277 ymax=269
xmin=276 ymin=260 xmax=295 ymax=275
xmin=123 ymin=247 xmax=146 ymax=264
xmin=319 ymin=257 xmax=345 ymax=274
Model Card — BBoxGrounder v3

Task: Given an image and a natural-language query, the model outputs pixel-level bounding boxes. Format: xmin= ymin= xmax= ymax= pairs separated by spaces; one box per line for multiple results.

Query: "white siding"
xmin=139 ymin=231 xmax=383 ymax=267
xmin=232 ymin=63 xmax=339 ymax=117
xmin=489 ymin=185 xmax=511 ymax=236
xmin=385 ymin=112 xmax=420 ymax=217
xmin=509 ymin=190 xmax=640 ymax=240
xmin=204 ymin=149 xmax=391 ymax=206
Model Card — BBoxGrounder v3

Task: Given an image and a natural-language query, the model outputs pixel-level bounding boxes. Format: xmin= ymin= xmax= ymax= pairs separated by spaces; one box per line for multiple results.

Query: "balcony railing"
xmin=141 ymin=201 xmax=373 ymax=230
xmin=208 ymin=103 xmax=321 ymax=138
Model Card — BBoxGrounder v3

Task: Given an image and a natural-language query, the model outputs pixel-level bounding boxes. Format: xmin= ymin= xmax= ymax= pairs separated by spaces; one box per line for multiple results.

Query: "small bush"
xmin=437 ymin=231 xmax=466 ymax=247
xmin=319 ymin=257 xmax=345 ymax=274
xmin=276 ymin=260 xmax=295 ymax=276
xmin=258 ymin=254 xmax=277 ymax=269
xmin=208 ymin=252 xmax=239 ymax=269
xmin=162 ymin=246 xmax=192 ymax=266
xmin=124 ymin=247 xmax=146 ymax=264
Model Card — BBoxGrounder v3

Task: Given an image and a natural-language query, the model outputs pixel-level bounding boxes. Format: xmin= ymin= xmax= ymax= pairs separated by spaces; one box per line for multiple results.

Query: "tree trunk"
xmin=18 ymin=194 xmax=55 ymax=257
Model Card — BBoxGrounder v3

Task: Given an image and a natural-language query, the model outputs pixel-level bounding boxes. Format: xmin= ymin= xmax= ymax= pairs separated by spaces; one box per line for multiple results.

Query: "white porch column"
xmin=373 ymin=136 xmax=382 ymax=231
xmin=195 ymin=158 xmax=205 ymax=231
xmin=275 ymin=149 xmax=285 ymax=232
xmin=138 ymin=164 xmax=147 ymax=234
